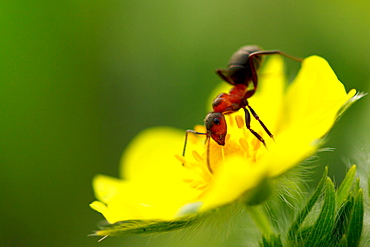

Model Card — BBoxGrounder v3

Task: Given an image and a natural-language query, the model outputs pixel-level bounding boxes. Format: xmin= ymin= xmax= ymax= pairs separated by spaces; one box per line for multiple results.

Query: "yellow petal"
xmin=90 ymin=201 xmax=109 ymax=215
xmin=267 ymin=56 xmax=356 ymax=177
xmin=284 ymin=56 xmax=352 ymax=138
xmin=264 ymin=129 xmax=317 ymax=177
xmin=96 ymin=180 xmax=201 ymax=223
xmin=93 ymin=174 xmax=123 ymax=203
xmin=120 ymin=127 xmax=184 ymax=183
xmin=91 ymin=127 xmax=206 ymax=223
xmin=201 ymin=155 xmax=268 ymax=210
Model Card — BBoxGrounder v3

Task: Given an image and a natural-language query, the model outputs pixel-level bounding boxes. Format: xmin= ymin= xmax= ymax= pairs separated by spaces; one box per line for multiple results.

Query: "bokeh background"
xmin=1 ymin=0 xmax=369 ymax=246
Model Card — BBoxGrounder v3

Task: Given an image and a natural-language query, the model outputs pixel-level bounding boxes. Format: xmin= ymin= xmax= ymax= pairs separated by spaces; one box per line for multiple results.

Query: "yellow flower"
xmin=90 ymin=55 xmax=359 ymax=236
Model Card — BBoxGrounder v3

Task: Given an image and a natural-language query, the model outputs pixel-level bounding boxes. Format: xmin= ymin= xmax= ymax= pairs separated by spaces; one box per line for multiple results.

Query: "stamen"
xmin=183 ymin=179 xmax=205 ymax=190
xmin=252 ymin=135 xmax=262 ymax=151
xmin=175 ymin=154 xmax=187 ymax=164
xmin=182 ymin=178 xmax=193 ymax=183
xmin=221 ymin=146 xmax=225 ymax=167
xmin=225 ymin=133 xmax=231 ymax=142
xmin=235 ymin=115 xmax=245 ymax=129
xmin=239 ymin=138 xmax=250 ymax=156
xmin=226 ymin=114 xmax=235 ymax=127
xmin=252 ymin=149 xmax=258 ymax=162
xmin=192 ymin=150 xmax=203 ymax=162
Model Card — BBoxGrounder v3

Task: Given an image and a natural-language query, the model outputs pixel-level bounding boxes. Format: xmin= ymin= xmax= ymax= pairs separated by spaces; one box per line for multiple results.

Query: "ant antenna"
xmin=206 ymin=136 xmax=212 ymax=173
xmin=182 ymin=130 xmax=213 ymax=173
xmin=182 ymin=130 xmax=207 ymax=164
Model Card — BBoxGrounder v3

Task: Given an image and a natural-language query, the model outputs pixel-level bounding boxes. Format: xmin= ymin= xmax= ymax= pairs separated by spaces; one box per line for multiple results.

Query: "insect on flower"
xmin=90 ymin=53 xmax=359 ymax=237
xmin=182 ymin=45 xmax=302 ymax=171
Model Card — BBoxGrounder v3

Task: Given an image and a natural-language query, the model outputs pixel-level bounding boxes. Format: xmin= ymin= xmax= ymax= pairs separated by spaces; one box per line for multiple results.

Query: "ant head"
xmin=204 ymin=112 xmax=227 ymax=146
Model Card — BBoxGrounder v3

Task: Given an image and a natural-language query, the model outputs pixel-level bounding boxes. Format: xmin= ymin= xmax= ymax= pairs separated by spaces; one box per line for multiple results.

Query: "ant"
xmin=182 ymin=45 xmax=302 ymax=172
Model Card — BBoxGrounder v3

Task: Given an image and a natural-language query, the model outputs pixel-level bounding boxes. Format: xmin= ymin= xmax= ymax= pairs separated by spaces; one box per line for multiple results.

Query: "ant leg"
xmin=249 ymin=50 xmax=303 ymax=63
xmin=246 ymin=104 xmax=274 ymax=139
xmin=206 ymin=137 xmax=212 ymax=173
xmin=216 ymin=68 xmax=235 ymax=85
xmin=246 ymin=50 xmax=303 ymax=99
xmin=243 ymin=107 xmax=266 ymax=146
xmin=245 ymin=56 xmax=258 ymax=98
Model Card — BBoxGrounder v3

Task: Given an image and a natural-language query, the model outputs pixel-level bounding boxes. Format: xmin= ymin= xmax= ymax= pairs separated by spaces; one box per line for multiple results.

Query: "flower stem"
xmin=247 ymin=206 xmax=272 ymax=235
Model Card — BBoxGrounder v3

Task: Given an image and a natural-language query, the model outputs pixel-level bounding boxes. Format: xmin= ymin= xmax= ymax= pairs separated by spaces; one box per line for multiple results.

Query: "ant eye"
xmin=213 ymin=118 xmax=221 ymax=125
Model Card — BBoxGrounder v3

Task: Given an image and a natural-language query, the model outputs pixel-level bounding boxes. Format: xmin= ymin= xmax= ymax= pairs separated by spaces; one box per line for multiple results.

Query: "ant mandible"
xmin=182 ymin=45 xmax=302 ymax=171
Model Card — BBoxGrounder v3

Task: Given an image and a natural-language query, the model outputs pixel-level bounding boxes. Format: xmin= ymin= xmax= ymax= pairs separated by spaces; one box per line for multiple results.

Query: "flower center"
xmin=177 ymin=112 xmax=269 ymax=196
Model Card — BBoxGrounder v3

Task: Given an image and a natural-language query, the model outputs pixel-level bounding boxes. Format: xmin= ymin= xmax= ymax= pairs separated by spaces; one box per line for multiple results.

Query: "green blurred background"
xmin=1 ymin=0 xmax=369 ymax=246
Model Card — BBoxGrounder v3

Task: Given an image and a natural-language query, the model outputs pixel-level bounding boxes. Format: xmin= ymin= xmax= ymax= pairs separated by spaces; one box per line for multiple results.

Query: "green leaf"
xmin=347 ymin=189 xmax=364 ymax=247
xmin=338 ymin=235 xmax=348 ymax=247
xmin=336 ymin=92 xmax=365 ymax=120
xmin=288 ymin=167 xmax=328 ymax=240
xmin=270 ymin=166 xmax=366 ymax=247
xmin=331 ymin=196 xmax=354 ymax=246
xmin=336 ymin=165 xmax=356 ymax=207
xmin=259 ymin=234 xmax=283 ymax=247
xmin=305 ymin=177 xmax=336 ymax=246
xmin=296 ymin=225 xmax=313 ymax=242
xmin=261 ymin=236 xmax=269 ymax=246
xmin=353 ymin=178 xmax=361 ymax=196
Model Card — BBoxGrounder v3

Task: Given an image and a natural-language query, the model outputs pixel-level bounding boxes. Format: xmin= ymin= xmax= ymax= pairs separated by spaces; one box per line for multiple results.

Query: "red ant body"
xmin=183 ymin=46 xmax=302 ymax=171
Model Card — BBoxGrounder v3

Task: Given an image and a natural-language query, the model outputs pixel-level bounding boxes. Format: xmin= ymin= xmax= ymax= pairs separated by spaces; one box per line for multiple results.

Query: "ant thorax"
xmin=212 ymin=84 xmax=249 ymax=114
